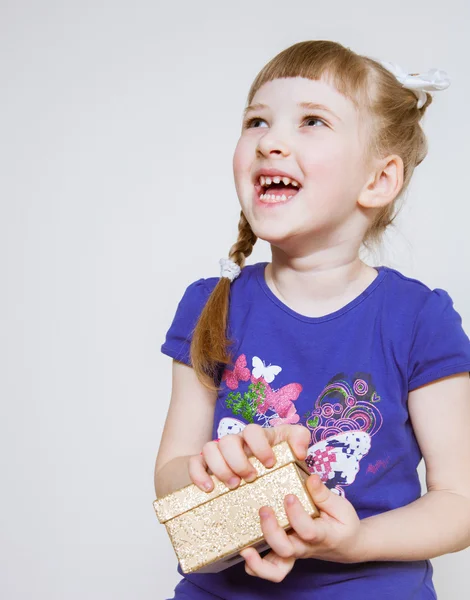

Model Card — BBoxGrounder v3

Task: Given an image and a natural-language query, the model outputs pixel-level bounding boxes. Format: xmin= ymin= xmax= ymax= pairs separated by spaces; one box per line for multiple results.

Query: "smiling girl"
xmin=154 ymin=40 xmax=470 ymax=599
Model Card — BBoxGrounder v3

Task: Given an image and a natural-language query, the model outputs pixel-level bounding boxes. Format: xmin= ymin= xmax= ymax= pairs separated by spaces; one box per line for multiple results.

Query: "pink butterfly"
xmin=269 ymin=402 xmax=300 ymax=426
xmin=222 ymin=354 xmax=251 ymax=390
xmin=251 ymin=375 xmax=302 ymax=425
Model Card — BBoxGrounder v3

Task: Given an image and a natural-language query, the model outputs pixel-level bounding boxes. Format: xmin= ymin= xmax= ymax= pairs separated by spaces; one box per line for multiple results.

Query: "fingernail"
xmin=286 ymin=494 xmax=296 ymax=505
xmin=228 ymin=477 xmax=240 ymax=489
xmin=203 ymin=481 xmax=213 ymax=491
xmin=245 ymin=470 xmax=257 ymax=483
xmin=265 ymin=457 xmax=275 ymax=468
xmin=260 ymin=508 xmax=270 ymax=519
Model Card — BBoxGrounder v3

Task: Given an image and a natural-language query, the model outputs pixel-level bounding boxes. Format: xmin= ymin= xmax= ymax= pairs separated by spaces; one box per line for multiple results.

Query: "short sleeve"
xmin=408 ymin=288 xmax=470 ymax=391
xmin=160 ymin=278 xmax=214 ymax=366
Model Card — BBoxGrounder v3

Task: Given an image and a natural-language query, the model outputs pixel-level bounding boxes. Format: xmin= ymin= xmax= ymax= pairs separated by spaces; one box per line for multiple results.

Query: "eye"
xmin=243 ymin=117 xmax=268 ymax=129
xmin=302 ymin=115 xmax=327 ymax=128
xmin=242 ymin=114 xmax=327 ymax=129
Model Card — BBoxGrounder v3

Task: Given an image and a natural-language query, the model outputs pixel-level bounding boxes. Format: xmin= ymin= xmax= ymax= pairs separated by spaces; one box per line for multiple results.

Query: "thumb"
xmin=306 ymin=473 xmax=353 ymax=522
xmin=267 ymin=424 xmax=311 ymax=460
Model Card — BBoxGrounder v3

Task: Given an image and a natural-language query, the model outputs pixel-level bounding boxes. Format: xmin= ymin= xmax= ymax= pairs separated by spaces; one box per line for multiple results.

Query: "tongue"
xmin=266 ymin=185 xmax=300 ymax=198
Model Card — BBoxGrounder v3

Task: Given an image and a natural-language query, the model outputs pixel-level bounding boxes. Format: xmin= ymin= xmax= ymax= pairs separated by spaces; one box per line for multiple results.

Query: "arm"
xmin=356 ymin=372 xmax=470 ymax=562
xmin=154 ymin=359 xmax=217 ymax=498
xmin=154 ymin=455 xmax=195 ymax=498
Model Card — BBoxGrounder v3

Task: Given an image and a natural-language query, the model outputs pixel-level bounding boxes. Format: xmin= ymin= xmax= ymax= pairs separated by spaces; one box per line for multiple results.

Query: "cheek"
xmin=302 ymin=144 xmax=362 ymax=192
xmin=232 ymin=138 xmax=251 ymax=176
xmin=232 ymin=139 xmax=256 ymax=206
xmin=303 ymin=142 xmax=342 ymax=174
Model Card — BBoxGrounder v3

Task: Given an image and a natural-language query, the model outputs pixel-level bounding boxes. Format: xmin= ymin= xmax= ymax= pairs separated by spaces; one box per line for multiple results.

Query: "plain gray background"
xmin=1 ymin=1 xmax=469 ymax=598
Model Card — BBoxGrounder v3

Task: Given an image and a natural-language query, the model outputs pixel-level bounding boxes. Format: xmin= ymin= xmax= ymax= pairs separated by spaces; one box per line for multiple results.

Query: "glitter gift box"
xmin=153 ymin=440 xmax=319 ymax=574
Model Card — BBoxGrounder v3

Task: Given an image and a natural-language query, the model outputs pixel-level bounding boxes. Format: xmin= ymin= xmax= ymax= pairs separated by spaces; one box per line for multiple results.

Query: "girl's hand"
xmin=188 ymin=423 xmax=311 ymax=493
xmin=239 ymin=473 xmax=365 ymax=583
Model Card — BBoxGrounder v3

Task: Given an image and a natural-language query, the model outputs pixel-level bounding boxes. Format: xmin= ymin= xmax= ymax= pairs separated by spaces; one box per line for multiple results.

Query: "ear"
xmin=357 ymin=154 xmax=404 ymax=209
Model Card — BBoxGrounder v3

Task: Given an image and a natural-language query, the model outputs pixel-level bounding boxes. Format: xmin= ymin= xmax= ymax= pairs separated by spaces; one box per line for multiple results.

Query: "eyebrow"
xmin=243 ymin=101 xmax=341 ymax=122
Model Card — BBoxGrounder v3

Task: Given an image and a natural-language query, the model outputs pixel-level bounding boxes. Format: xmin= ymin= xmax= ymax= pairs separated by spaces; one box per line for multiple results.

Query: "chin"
xmin=249 ymin=220 xmax=300 ymax=246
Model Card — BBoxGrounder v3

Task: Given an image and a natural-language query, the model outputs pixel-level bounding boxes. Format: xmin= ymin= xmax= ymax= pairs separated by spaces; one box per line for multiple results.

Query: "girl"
xmin=154 ymin=40 xmax=470 ymax=599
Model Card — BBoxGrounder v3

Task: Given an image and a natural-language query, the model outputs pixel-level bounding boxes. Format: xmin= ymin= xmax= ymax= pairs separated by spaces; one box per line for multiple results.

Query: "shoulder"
xmin=181 ymin=275 xmax=219 ymax=301
xmin=381 ymin=265 xmax=457 ymax=318
xmin=381 ymin=268 xmax=470 ymax=390
xmin=382 ymin=265 xmax=434 ymax=301
xmin=379 ymin=266 xmax=469 ymax=368
xmin=230 ymin=261 xmax=263 ymax=292
xmin=178 ymin=261 xmax=262 ymax=307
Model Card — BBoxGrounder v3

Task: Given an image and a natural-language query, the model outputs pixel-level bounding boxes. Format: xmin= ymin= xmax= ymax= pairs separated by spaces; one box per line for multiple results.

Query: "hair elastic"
xmin=219 ymin=258 xmax=241 ymax=282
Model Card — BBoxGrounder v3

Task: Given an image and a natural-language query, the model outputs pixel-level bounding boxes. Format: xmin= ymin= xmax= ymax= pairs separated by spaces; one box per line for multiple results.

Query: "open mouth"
xmin=254 ymin=181 xmax=302 ymax=204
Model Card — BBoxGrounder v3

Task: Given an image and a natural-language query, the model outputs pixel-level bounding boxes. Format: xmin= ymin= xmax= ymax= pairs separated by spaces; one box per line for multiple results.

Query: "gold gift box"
xmin=153 ymin=440 xmax=319 ymax=574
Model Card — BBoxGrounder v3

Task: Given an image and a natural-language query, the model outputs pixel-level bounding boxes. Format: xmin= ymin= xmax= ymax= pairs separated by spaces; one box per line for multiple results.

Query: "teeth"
xmin=259 ymin=174 xmax=300 ymax=188
xmin=260 ymin=193 xmax=288 ymax=202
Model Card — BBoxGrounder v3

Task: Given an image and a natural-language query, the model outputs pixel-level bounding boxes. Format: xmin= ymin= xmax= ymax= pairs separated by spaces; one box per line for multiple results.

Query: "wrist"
xmin=298 ymin=521 xmax=371 ymax=564
xmin=348 ymin=519 xmax=371 ymax=563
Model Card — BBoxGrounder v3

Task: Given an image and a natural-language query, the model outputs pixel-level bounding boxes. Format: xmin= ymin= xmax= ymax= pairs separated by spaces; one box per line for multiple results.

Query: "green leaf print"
xmin=225 ymin=381 xmax=267 ymax=424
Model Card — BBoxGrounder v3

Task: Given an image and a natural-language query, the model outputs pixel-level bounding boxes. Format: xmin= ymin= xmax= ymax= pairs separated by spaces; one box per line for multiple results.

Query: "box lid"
xmin=153 ymin=440 xmax=311 ymax=523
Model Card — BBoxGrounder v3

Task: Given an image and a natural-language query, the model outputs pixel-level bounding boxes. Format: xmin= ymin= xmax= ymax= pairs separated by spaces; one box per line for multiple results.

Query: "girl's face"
xmin=232 ymin=75 xmax=373 ymax=252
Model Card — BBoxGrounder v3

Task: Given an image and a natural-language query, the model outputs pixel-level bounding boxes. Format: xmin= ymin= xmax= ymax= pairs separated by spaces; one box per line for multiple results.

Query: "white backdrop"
xmin=1 ymin=1 xmax=469 ymax=598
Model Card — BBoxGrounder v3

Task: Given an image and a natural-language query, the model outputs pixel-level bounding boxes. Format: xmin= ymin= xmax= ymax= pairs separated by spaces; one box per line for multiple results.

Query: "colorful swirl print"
xmin=305 ymin=375 xmax=383 ymax=444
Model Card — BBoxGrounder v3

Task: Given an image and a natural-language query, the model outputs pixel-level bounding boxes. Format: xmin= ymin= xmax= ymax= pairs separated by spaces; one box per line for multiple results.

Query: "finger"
xmin=241 ymin=424 xmax=277 ymax=469
xmin=258 ymin=506 xmax=295 ymax=558
xmin=306 ymin=473 xmax=353 ymax=523
xmin=284 ymin=494 xmax=328 ymax=546
xmin=201 ymin=440 xmax=240 ymax=489
xmin=240 ymin=546 xmax=294 ymax=583
xmin=218 ymin=433 xmax=258 ymax=484
xmin=287 ymin=530 xmax=317 ymax=559
xmin=239 ymin=548 xmax=257 ymax=576
xmin=288 ymin=424 xmax=311 ymax=460
xmin=188 ymin=454 xmax=215 ymax=492
xmin=262 ymin=424 xmax=311 ymax=461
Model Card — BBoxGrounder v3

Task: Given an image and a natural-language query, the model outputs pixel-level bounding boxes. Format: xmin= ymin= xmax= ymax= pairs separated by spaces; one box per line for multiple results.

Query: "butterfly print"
xmin=305 ymin=431 xmax=371 ymax=496
xmin=251 ymin=375 xmax=302 ymax=426
xmin=252 ymin=356 xmax=282 ymax=383
xmin=222 ymin=354 xmax=251 ymax=390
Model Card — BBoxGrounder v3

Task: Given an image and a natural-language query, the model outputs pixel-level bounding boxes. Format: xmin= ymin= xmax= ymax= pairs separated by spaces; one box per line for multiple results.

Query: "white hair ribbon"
xmin=379 ymin=61 xmax=451 ymax=109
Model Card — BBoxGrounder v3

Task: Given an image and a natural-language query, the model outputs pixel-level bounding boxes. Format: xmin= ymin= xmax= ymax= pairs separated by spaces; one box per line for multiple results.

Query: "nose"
xmin=256 ymin=132 xmax=291 ymax=158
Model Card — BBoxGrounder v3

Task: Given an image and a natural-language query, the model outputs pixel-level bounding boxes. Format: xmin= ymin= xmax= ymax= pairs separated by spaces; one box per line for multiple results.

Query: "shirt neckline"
xmin=255 ymin=261 xmax=388 ymax=324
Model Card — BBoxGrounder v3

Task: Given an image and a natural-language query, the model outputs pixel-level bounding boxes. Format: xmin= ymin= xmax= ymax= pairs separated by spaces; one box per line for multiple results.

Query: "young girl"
xmin=154 ymin=40 xmax=470 ymax=599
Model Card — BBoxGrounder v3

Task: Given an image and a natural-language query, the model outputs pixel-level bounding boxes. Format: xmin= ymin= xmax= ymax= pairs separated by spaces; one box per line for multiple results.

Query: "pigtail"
xmin=190 ymin=211 xmax=257 ymax=390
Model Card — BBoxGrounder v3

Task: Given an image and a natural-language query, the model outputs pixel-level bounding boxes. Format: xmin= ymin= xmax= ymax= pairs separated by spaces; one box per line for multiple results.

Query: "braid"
xmin=229 ymin=211 xmax=258 ymax=267
xmin=190 ymin=212 xmax=257 ymax=390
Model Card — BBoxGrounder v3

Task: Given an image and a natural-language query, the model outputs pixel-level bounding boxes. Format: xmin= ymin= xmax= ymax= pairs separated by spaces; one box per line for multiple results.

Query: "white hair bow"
xmin=379 ymin=61 xmax=451 ymax=109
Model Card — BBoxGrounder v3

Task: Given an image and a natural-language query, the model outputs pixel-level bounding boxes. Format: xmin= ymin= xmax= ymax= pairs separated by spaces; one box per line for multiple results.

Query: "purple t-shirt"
xmin=161 ymin=262 xmax=470 ymax=600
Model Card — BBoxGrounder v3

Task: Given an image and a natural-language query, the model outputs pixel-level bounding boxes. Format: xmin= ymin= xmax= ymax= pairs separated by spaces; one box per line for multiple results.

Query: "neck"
xmin=266 ymin=244 xmax=379 ymax=318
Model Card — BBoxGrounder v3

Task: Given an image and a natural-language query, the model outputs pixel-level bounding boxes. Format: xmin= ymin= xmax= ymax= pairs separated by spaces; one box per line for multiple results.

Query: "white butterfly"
xmin=252 ymin=356 xmax=282 ymax=383
xmin=305 ymin=431 xmax=372 ymax=497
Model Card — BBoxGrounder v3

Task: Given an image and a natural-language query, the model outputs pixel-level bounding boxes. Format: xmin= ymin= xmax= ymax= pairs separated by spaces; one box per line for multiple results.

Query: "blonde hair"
xmin=190 ymin=39 xmax=433 ymax=390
